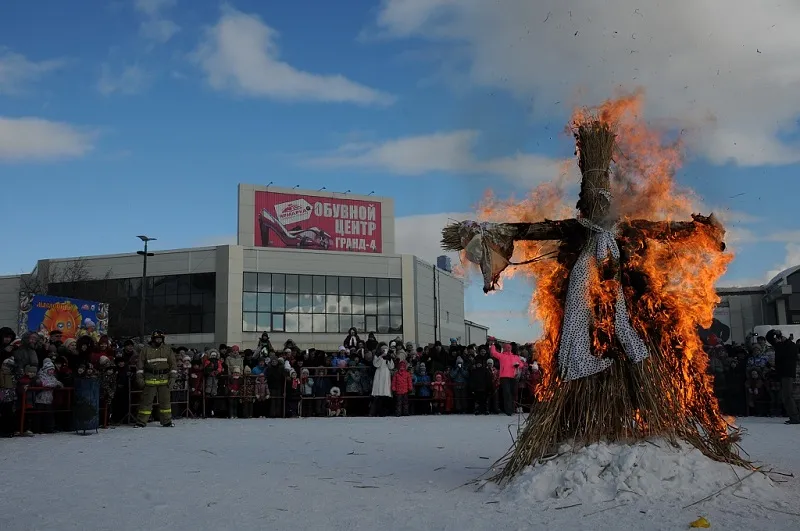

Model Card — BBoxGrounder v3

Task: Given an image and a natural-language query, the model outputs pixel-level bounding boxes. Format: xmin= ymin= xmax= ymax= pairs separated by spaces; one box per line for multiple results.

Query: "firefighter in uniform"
xmin=135 ymin=330 xmax=177 ymax=427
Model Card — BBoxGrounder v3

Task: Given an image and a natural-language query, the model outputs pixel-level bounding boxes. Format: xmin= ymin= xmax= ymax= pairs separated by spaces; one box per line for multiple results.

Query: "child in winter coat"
xmin=286 ymin=369 xmax=302 ymax=418
xmin=112 ymin=355 xmax=130 ymax=424
xmin=98 ymin=356 xmax=117 ymax=422
xmin=449 ymin=357 xmax=469 ymax=413
xmin=0 ymin=358 xmax=16 ymax=437
xmin=431 ymin=372 xmax=446 ymax=415
xmin=254 ymin=371 xmax=269 ymax=418
xmin=327 ymin=386 xmax=345 ymax=417
xmin=391 ymin=360 xmax=413 ymax=417
xmin=486 ymin=358 xmax=500 ymax=414
xmin=468 ymin=357 xmax=492 ymax=415
xmin=203 ymin=350 xmax=222 ymax=417
xmin=228 ymin=366 xmax=243 ymax=418
xmin=746 ymin=368 xmax=768 ymax=416
xmin=300 ymin=368 xmax=314 ymax=417
xmin=34 ymin=358 xmax=63 ymax=433
xmin=312 ymin=368 xmax=331 ymax=417
xmin=413 ymin=363 xmax=431 ymax=415
xmin=188 ymin=360 xmax=204 ymax=417
xmin=241 ymin=366 xmax=255 ymax=419
xmin=17 ymin=365 xmax=38 ymax=435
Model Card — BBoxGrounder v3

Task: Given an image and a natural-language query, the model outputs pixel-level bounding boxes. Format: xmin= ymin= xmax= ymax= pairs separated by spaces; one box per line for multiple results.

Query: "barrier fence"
xmin=7 ymin=366 xmax=535 ymax=434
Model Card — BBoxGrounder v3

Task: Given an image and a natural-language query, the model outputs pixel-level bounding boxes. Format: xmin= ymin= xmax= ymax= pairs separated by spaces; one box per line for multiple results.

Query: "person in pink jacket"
xmin=489 ymin=338 xmax=524 ymax=415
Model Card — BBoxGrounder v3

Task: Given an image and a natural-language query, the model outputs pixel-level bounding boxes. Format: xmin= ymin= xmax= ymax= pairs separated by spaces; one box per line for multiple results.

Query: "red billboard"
xmin=254 ymin=191 xmax=382 ymax=253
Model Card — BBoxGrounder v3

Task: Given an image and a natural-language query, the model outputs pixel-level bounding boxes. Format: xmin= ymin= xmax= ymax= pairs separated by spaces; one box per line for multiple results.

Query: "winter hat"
xmin=2 ymin=358 xmax=15 ymax=367
xmin=301 ymin=368 xmax=310 ymax=376
xmin=330 ymin=386 xmax=341 ymax=396
xmin=418 ymin=362 xmax=426 ymax=373
xmin=289 ymin=369 xmax=297 ymax=378
xmin=84 ymin=318 xmax=95 ymax=328
xmin=208 ymin=350 xmax=219 ymax=359
xmin=98 ymin=355 xmax=111 ymax=366
xmin=283 ymin=348 xmax=293 ymax=355
xmin=486 ymin=358 xmax=494 ymax=367
xmin=24 ymin=365 xmax=38 ymax=374
xmin=338 ymin=346 xmax=347 ymax=352
xmin=456 ymin=356 xmax=464 ymax=365
xmin=42 ymin=358 xmax=55 ymax=372
xmin=244 ymin=366 xmax=252 ymax=375
xmin=233 ymin=366 xmax=241 ymax=374
xmin=231 ymin=345 xmax=240 ymax=353
xmin=532 ymin=361 xmax=539 ymax=370
xmin=64 ymin=338 xmax=77 ymax=349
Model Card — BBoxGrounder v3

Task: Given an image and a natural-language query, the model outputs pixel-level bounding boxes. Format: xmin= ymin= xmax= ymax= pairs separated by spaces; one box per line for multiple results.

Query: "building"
xmin=0 ymin=185 xmax=480 ymax=350
xmin=463 ymin=319 xmax=489 ymax=346
xmin=712 ymin=265 xmax=800 ymax=344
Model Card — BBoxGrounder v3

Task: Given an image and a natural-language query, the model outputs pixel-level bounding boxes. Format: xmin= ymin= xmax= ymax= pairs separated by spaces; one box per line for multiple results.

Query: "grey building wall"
xmin=464 ymin=320 xmax=489 ymax=346
xmin=410 ymin=257 xmax=465 ymax=346
xmin=717 ymin=287 xmax=768 ymax=344
xmin=0 ymin=275 xmax=21 ymax=330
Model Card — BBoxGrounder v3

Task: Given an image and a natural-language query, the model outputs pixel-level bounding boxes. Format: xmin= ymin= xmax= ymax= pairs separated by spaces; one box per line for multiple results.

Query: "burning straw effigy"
xmin=442 ymin=112 xmax=750 ymax=485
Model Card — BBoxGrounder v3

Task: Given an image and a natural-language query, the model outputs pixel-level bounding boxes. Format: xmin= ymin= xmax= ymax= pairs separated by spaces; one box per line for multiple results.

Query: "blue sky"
xmin=1 ymin=0 xmax=799 ymax=342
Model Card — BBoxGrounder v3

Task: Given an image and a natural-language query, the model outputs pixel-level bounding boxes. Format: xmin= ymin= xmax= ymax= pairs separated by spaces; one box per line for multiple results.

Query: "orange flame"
xmin=471 ymin=91 xmax=731 ymax=422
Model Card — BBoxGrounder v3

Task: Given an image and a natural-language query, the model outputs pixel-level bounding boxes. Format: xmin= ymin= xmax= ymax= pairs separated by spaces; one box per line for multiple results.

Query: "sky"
xmin=1 ymin=0 xmax=799 ymax=342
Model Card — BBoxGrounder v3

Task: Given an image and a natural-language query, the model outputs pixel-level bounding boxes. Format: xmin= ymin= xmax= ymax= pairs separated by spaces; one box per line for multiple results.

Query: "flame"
xmin=470 ymin=91 xmax=731 ymax=431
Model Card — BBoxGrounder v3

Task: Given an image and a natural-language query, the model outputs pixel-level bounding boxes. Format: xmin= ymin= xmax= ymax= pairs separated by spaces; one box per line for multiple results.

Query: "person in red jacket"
xmin=488 ymin=337 xmax=524 ymax=416
xmin=391 ymin=360 xmax=413 ymax=417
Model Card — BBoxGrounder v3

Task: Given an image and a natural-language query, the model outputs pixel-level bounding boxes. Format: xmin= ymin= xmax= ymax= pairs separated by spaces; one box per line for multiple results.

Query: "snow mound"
xmin=502 ymin=440 xmax=782 ymax=507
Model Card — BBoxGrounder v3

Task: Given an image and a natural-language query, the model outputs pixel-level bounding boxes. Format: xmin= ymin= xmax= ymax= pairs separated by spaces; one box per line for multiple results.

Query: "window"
xmin=50 ymin=273 xmax=216 ymax=337
xmin=257 ymin=273 xmax=271 ymax=293
xmin=299 ymin=275 xmax=313 ymax=294
xmin=285 ymin=274 xmax=298 ymax=294
xmin=326 ymin=276 xmax=338 ymax=295
xmin=365 ymin=277 xmax=377 ymax=296
xmin=377 ymin=278 xmax=390 ymax=297
xmin=241 ymin=273 xmax=402 ymax=334
xmin=257 ymin=312 xmax=271 ymax=331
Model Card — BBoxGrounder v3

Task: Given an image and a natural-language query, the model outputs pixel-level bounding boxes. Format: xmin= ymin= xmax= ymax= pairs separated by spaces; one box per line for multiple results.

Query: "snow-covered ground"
xmin=2 ymin=416 xmax=798 ymax=531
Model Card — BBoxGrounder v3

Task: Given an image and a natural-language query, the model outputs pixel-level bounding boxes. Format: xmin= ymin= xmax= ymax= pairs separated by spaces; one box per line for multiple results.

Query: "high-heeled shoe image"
xmin=258 ymin=208 xmax=332 ymax=249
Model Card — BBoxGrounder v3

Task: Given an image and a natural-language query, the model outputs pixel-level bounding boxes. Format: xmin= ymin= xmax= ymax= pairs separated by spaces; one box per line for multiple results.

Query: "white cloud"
xmin=371 ymin=0 xmax=800 ymax=166
xmin=395 ymin=211 xmax=471 ymax=263
xmin=305 ymin=130 xmax=571 ymax=185
xmin=134 ymin=0 xmax=180 ymax=43
xmin=764 ymin=243 xmax=800 ymax=283
xmin=97 ymin=64 xmax=150 ymax=95
xmin=134 ymin=0 xmax=175 ymax=17
xmin=0 ymin=117 xmax=94 ymax=160
xmin=0 ymin=49 xmax=64 ymax=95
xmin=193 ymin=7 xmax=395 ymax=105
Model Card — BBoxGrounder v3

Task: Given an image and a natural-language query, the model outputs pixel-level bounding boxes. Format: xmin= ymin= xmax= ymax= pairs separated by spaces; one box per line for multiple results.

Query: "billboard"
xmin=18 ymin=293 xmax=109 ymax=339
xmin=698 ymin=305 xmax=732 ymax=344
xmin=254 ymin=190 xmax=382 ymax=253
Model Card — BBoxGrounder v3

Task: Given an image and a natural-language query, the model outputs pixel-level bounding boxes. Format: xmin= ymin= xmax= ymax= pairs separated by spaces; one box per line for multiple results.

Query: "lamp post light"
xmin=136 ymin=235 xmax=156 ymax=342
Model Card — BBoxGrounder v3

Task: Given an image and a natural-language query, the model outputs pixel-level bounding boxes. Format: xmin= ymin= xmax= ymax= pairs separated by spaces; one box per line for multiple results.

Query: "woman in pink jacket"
xmin=489 ymin=339 xmax=524 ymax=416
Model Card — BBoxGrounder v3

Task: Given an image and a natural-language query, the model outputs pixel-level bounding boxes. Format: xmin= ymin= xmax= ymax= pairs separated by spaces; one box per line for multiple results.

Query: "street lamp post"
xmin=136 ymin=235 xmax=156 ymax=343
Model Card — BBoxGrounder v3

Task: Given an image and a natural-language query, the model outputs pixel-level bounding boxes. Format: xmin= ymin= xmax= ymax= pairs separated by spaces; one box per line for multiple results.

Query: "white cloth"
xmin=371 ymin=356 xmax=395 ymax=397
xmin=558 ymin=218 xmax=650 ymax=381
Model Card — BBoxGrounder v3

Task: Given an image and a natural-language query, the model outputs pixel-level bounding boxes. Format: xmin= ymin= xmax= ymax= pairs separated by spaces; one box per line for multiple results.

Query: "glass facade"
xmin=242 ymin=273 xmax=402 ymax=334
xmin=49 ymin=273 xmax=216 ymax=338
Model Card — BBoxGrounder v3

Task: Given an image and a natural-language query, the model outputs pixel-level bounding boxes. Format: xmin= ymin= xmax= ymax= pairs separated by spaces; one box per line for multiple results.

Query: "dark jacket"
xmin=774 ymin=340 xmax=799 ymax=379
xmin=468 ymin=362 xmax=492 ymax=394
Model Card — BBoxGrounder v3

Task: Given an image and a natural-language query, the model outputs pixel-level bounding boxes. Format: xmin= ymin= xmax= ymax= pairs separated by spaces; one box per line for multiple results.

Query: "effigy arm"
xmin=441 ymin=219 xmax=579 ymax=292
xmin=624 ymin=213 xmax=726 ymax=251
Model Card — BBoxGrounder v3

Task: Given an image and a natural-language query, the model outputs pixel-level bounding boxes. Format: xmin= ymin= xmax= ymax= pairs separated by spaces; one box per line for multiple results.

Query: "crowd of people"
xmin=705 ymin=329 xmax=800 ymax=423
xmin=3 ymin=321 xmax=799 ymax=437
xmin=0 ymin=325 xmax=542 ymax=436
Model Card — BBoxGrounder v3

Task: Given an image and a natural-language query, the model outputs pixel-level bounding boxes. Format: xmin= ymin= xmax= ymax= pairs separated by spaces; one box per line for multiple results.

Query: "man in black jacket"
xmin=766 ymin=329 xmax=800 ymax=425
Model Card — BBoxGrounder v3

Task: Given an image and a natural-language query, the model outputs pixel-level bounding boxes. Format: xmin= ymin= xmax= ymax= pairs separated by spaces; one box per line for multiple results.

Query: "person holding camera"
xmin=766 ymin=329 xmax=800 ymax=425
